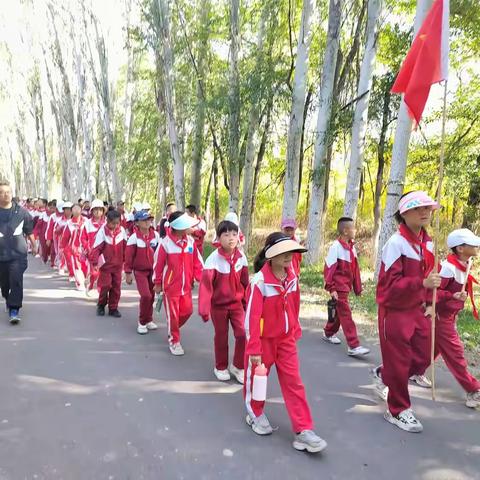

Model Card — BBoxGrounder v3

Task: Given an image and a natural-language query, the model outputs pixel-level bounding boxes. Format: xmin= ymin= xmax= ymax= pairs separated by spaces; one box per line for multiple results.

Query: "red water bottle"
xmin=252 ymin=363 xmax=268 ymax=401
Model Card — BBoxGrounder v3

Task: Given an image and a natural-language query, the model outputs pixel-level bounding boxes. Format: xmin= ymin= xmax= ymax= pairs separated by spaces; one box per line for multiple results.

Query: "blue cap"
xmin=134 ymin=211 xmax=153 ymax=222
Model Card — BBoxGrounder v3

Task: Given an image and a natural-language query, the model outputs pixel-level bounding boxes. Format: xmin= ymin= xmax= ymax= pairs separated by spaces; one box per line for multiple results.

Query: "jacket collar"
xmin=261 ymin=261 xmax=296 ymax=288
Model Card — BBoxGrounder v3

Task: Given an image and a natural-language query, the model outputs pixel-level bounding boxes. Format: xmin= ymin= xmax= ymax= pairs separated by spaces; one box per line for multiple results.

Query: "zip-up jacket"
xmin=124 ymin=227 xmax=160 ymax=273
xmin=324 ymin=238 xmax=362 ymax=295
xmin=45 ymin=213 xmax=63 ymax=241
xmin=376 ymin=231 xmax=433 ymax=310
xmin=61 ymin=217 xmax=85 ymax=254
xmin=0 ymin=202 xmax=34 ymax=261
xmin=435 ymin=257 xmax=469 ymax=318
xmin=198 ymin=247 xmax=249 ymax=319
xmin=244 ymin=262 xmax=301 ymax=356
xmin=80 ymin=218 xmax=105 ymax=253
xmin=89 ymin=225 xmax=127 ymax=270
xmin=152 ymin=231 xmax=204 ymax=295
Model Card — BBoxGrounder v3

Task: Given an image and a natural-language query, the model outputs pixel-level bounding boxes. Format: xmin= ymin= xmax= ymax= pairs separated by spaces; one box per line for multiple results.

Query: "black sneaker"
xmin=108 ymin=309 xmax=122 ymax=318
xmin=96 ymin=305 xmax=105 ymax=316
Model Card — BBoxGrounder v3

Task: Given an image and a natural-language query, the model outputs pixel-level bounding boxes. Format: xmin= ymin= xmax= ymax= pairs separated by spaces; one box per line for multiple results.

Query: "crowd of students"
xmin=13 ymin=189 xmax=480 ymax=453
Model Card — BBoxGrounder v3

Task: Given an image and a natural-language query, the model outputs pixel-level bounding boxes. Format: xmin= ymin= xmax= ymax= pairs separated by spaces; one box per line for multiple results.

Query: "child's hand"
xmin=125 ymin=273 xmax=133 ymax=285
xmin=330 ymin=291 xmax=338 ymax=301
xmin=153 ymin=284 xmax=163 ymax=294
xmin=424 ymin=305 xmax=433 ymax=317
xmin=201 ymin=314 xmax=209 ymax=323
xmin=453 ymin=291 xmax=468 ymax=302
xmin=250 ymin=355 xmax=262 ymax=365
xmin=423 ymin=272 xmax=441 ymax=289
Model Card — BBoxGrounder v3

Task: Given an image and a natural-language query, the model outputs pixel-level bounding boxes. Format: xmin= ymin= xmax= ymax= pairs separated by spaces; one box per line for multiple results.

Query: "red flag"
xmin=391 ymin=0 xmax=449 ymax=125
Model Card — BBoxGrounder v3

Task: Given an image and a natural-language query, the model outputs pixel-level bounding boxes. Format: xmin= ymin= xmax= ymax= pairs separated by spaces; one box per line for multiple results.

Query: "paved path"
xmin=0 ymin=260 xmax=479 ymax=480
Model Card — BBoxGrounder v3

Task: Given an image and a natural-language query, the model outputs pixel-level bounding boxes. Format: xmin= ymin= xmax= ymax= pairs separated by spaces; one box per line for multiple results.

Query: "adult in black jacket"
xmin=0 ymin=182 xmax=35 ymax=324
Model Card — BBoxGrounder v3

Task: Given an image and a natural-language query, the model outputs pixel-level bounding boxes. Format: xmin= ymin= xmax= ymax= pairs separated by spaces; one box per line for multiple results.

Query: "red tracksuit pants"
xmin=431 ymin=314 xmax=480 ymax=393
xmin=378 ymin=305 xmax=431 ymax=416
xmin=134 ymin=270 xmax=154 ymax=325
xmin=40 ymin=236 xmax=50 ymax=264
xmin=65 ymin=248 xmax=88 ymax=287
xmin=211 ymin=307 xmax=245 ymax=370
xmin=324 ymin=291 xmax=360 ymax=348
xmin=164 ymin=293 xmax=193 ymax=344
xmin=98 ymin=267 xmax=122 ymax=311
xmin=244 ymin=333 xmax=314 ymax=433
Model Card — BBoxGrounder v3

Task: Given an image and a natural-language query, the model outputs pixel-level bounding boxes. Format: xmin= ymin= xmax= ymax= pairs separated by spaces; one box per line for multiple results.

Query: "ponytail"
xmin=254 ymin=247 xmax=267 ymax=273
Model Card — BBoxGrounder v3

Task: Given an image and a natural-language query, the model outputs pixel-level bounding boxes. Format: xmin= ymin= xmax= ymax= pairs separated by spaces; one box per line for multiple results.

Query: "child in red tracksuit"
xmin=373 ymin=191 xmax=442 ymax=433
xmin=90 ymin=210 xmax=127 ymax=318
xmin=281 ymin=218 xmax=303 ymax=277
xmin=198 ymin=220 xmax=249 ymax=383
xmin=153 ymin=211 xmax=203 ymax=356
xmin=244 ymin=232 xmax=327 ymax=453
xmin=416 ymin=228 xmax=480 ymax=410
xmin=45 ymin=201 xmax=63 ymax=268
xmin=125 ymin=211 xmax=161 ymax=335
xmin=323 ymin=217 xmax=369 ymax=357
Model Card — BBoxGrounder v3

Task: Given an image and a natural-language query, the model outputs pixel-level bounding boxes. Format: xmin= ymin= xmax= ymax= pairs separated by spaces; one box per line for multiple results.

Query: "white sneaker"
xmin=146 ymin=321 xmax=158 ymax=330
xmin=384 ymin=408 xmax=423 ymax=433
xmin=372 ymin=366 xmax=388 ymax=401
xmin=348 ymin=345 xmax=370 ymax=356
xmin=409 ymin=374 xmax=432 ymax=389
xmin=137 ymin=323 xmax=148 ymax=335
xmin=68 ymin=276 xmax=76 ymax=283
xmin=246 ymin=413 xmax=273 ymax=435
xmin=293 ymin=430 xmax=327 ymax=453
xmin=466 ymin=390 xmax=480 ymax=409
xmin=169 ymin=342 xmax=185 ymax=356
xmin=322 ymin=333 xmax=342 ymax=344
xmin=229 ymin=364 xmax=244 ymax=384
xmin=214 ymin=368 xmax=231 ymax=381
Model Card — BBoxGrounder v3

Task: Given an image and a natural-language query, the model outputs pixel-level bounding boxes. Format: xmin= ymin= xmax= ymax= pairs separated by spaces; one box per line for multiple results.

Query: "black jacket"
xmin=0 ymin=202 xmax=34 ymax=262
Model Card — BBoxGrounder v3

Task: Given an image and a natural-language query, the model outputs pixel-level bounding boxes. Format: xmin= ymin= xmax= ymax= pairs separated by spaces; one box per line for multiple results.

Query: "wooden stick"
xmin=430 ymin=80 xmax=448 ymax=401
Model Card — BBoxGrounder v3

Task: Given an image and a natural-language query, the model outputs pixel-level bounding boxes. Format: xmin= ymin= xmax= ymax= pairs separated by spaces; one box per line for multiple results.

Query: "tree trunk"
xmin=375 ymin=0 xmax=434 ymax=274
xmin=372 ymin=79 xmax=392 ymax=255
xmin=154 ymin=0 xmax=185 ymax=209
xmin=305 ymin=0 xmax=343 ymax=266
xmin=343 ymin=0 xmax=382 ymax=219
xmin=190 ymin=0 xmax=210 ymax=208
xmin=298 ymin=86 xmax=313 ymax=198
xmin=213 ymin=145 xmax=220 ymax=227
xmin=282 ymin=0 xmax=315 ymax=221
xmin=227 ymin=0 xmax=241 ymax=212
xmin=239 ymin=3 xmax=269 ymax=250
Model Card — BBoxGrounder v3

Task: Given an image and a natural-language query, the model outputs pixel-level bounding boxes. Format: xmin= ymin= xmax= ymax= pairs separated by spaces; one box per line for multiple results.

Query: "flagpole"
xmin=430 ymin=79 xmax=448 ymax=402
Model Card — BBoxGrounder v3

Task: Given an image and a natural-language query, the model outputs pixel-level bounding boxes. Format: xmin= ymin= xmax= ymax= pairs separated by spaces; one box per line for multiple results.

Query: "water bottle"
xmin=252 ymin=363 xmax=268 ymax=401
xmin=155 ymin=292 xmax=164 ymax=313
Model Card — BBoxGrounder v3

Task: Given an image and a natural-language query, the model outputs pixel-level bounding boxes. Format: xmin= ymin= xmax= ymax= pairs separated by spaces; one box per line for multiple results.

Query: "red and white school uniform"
xmin=191 ymin=217 xmax=207 ymax=255
xmin=34 ymin=209 xmax=48 ymax=261
xmin=198 ymin=247 xmax=249 ymax=370
xmin=125 ymin=228 xmax=161 ymax=326
xmin=81 ymin=217 xmax=106 ymax=291
xmin=55 ymin=215 xmax=70 ymax=272
xmin=429 ymin=255 xmax=480 ymax=393
xmin=45 ymin=212 xmax=63 ymax=267
xmin=153 ymin=232 xmax=204 ymax=344
xmin=89 ymin=225 xmax=127 ymax=311
xmin=244 ymin=262 xmax=313 ymax=433
xmin=323 ymin=238 xmax=362 ymax=348
xmin=61 ymin=216 xmax=87 ymax=288
xmin=376 ymin=225 xmax=434 ymax=417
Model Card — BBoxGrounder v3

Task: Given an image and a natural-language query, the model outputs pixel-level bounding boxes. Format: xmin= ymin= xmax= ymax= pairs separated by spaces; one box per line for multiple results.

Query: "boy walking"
xmin=323 ymin=217 xmax=369 ymax=357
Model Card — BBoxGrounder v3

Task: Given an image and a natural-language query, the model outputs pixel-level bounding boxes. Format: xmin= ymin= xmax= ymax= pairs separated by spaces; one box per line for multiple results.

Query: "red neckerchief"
xmin=337 ymin=237 xmax=358 ymax=278
xmin=446 ymin=254 xmax=479 ymax=320
xmin=135 ymin=227 xmax=156 ymax=266
xmin=398 ymin=224 xmax=435 ymax=276
xmin=218 ymin=247 xmax=242 ymax=293
xmin=261 ymin=262 xmax=296 ymax=311
xmin=168 ymin=230 xmax=188 ymax=276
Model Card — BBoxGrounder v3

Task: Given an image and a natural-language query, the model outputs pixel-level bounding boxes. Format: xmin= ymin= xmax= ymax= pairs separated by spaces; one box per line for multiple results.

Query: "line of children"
xmin=198 ymin=220 xmax=249 ymax=383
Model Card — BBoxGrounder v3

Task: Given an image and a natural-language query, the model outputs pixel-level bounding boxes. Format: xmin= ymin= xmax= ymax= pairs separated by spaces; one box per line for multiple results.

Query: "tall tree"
xmin=282 ymin=0 xmax=315 ymax=222
xmin=227 ymin=0 xmax=241 ymax=212
xmin=375 ymin=0 xmax=434 ymax=272
xmin=305 ymin=0 xmax=343 ymax=265
xmin=190 ymin=0 xmax=210 ymax=209
xmin=343 ymin=0 xmax=382 ymax=219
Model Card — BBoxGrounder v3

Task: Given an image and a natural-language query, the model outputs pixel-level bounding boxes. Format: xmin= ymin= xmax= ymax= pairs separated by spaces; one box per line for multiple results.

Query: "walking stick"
xmin=430 ymin=80 xmax=448 ymax=401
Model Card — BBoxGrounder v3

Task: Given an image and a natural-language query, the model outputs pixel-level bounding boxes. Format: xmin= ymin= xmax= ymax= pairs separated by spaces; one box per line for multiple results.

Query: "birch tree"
xmin=282 ymin=0 xmax=315 ymax=221
xmin=375 ymin=0 xmax=434 ymax=271
xmin=239 ymin=2 xmax=270 ymax=248
xmin=227 ymin=0 xmax=241 ymax=212
xmin=190 ymin=0 xmax=210 ymax=208
xmin=343 ymin=0 xmax=382 ymax=219
xmin=305 ymin=0 xmax=343 ymax=265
